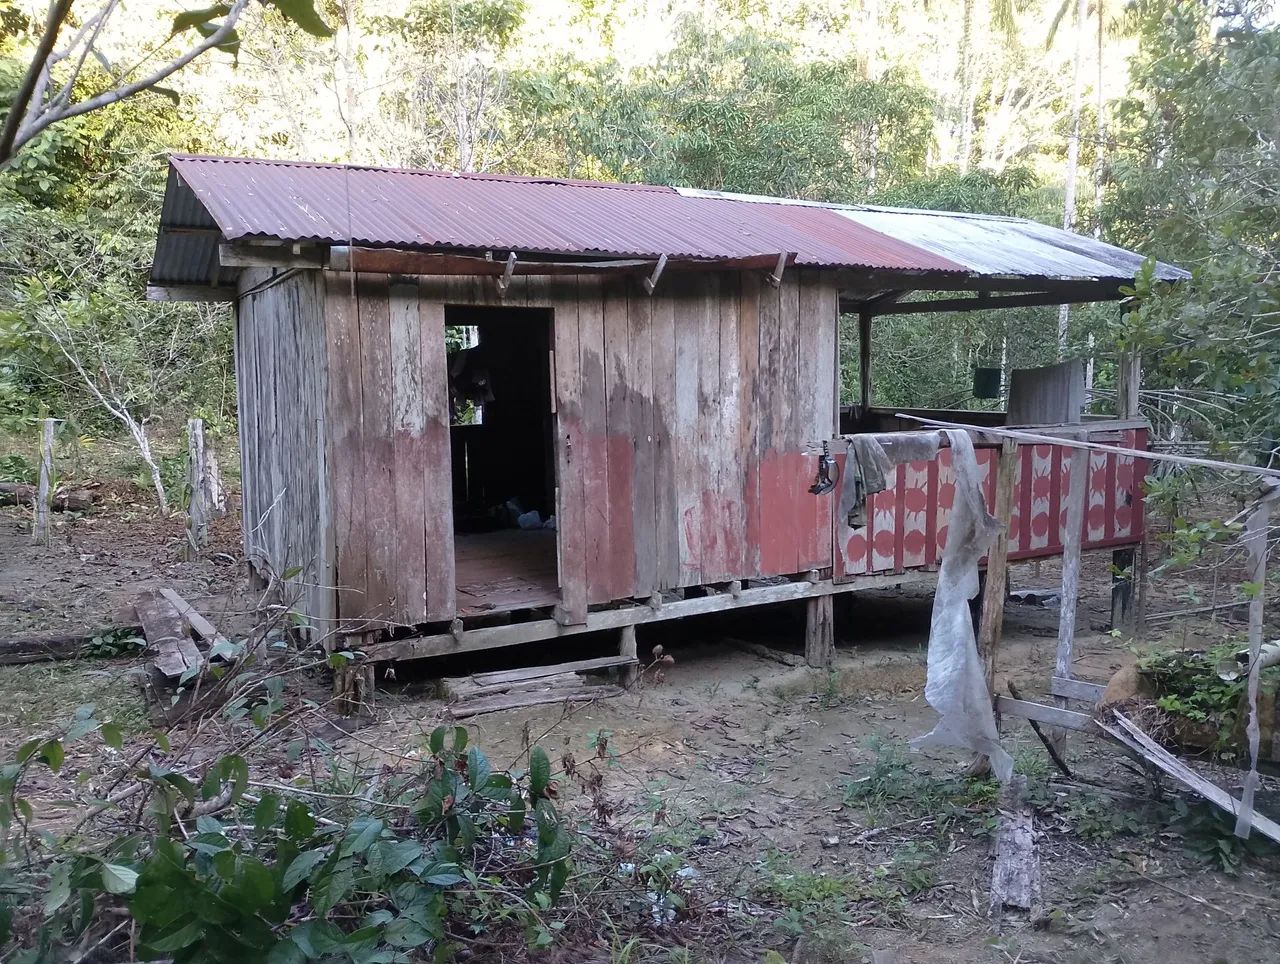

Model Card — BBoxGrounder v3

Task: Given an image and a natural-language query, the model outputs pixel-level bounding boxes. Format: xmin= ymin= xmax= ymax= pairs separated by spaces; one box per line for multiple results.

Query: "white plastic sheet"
xmin=911 ymin=430 xmax=1014 ymax=781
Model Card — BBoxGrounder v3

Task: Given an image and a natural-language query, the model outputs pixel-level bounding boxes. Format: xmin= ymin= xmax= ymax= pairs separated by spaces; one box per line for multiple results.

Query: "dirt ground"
xmin=2 ymin=495 xmax=1279 ymax=963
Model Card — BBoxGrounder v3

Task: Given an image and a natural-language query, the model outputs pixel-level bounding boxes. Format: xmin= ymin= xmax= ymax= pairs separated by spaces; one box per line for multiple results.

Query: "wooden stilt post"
xmin=1051 ymin=437 xmax=1089 ymax=754
xmin=805 ymin=595 xmax=835 ymax=669
xmin=858 ymin=310 xmax=872 ymax=414
xmin=1110 ymin=546 xmax=1135 ymax=631
xmin=31 ymin=418 xmax=56 ymax=543
xmin=619 ymin=623 xmax=638 ymax=686
xmin=186 ymin=417 xmax=209 ymax=556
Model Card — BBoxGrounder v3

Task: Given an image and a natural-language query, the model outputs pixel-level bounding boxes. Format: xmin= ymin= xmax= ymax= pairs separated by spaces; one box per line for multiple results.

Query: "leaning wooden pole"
xmin=1051 ymin=438 xmax=1090 ymax=753
xmin=186 ymin=417 xmax=209 ymax=556
xmin=31 ymin=418 xmax=56 ymax=543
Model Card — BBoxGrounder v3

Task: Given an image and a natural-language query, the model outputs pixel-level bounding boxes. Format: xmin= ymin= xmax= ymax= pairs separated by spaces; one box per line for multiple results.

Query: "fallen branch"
xmin=0 ymin=482 xmax=96 ymax=512
xmin=1006 ymin=680 xmax=1074 ymax=779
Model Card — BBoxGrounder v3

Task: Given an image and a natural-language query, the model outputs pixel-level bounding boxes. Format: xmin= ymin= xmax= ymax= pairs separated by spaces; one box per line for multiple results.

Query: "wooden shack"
xmin=149 ymin=155 xmax=1186 ymax=683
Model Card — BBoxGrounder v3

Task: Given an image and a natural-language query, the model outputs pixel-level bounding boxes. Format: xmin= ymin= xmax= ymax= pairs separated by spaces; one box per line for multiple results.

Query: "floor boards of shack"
xmin=454 ymin=529 xmax=559 ymax=616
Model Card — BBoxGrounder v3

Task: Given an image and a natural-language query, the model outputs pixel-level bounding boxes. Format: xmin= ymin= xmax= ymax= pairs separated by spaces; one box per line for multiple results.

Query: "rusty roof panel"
xmin=163 ymin=154 xmax=967 ymax=273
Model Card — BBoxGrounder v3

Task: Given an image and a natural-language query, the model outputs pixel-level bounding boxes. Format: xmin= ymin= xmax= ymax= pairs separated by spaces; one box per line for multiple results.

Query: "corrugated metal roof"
xmin=151 ymin=154 xmax=1188 ymax=289
xmin=161 ymin=154 xmax=964 ymax=273
xmin=834 ymin=206 xmax=1188 ymax=282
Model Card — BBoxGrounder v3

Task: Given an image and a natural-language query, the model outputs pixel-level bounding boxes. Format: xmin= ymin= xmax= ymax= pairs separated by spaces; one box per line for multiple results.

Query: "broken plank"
xmin=158 ymin=588 xmax=230 ymax=649
xmin=1099 ymin=712 xmax=1280 ymax=845
xmin=136 ymin=590 xmax=203 ymax=679
xmin=444 ymin=672 xmax=582 ymax=701
xmin=996 ymin=696 xmax=1095 ymax=733
xmin=447 ymin=684 xmax=624 ymax=719
xmin=469 ymin=655 xmax=638 ymax=688
xmin=1049 ymin=675 xmax=1105 ymax=704
xmin=990 ymin=775 xmax=1041 ymax=912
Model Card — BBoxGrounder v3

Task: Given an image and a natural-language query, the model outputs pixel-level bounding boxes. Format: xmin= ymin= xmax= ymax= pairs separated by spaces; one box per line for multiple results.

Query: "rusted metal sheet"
xmin=833 ymin=428 xmax=1148 ymax=580
xmin=157 ymin=154 xmax=968 ymax=290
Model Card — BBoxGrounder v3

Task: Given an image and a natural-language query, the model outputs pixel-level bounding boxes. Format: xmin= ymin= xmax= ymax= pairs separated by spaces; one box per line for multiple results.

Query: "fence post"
xmin=186 ymin=417 xmax=209 ymax=554
xmin=32 ymin=418 xmax=56 ymax=542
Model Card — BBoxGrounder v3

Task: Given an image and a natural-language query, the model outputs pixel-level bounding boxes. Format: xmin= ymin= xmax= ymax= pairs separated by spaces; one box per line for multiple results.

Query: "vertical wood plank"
xmin=603 ymin=277 xmax=635 ymax=600
xmin=1052 ymin=438 xmax=1090 ymax=751
xmin=738 ymin=272 xmax=762 ymax=576
xmin=718 ymin=273 xmax=744 ymax=579
xmin=697 ymin=274 xmax=724 ymax=581
xmin=979 ymin=440 xmax=1019 ymax=696
xmin=419 ymin=287 xmax=456 ymax=621
xmin=651 ymin=286 xmax=680 ymax=590
xmin=389 ymin=284 xmax=428 ymax=625
xmin=359 ymin=279 xmax=396 ymax=625
xmin=756 ymin=278 xmax=787 ymax=576
xmin=553 ymin=277 xmax=588 ymax=623
xmin=629 ymin=290 xmax=657 ymax=597
xmin=578 ymin=275 xmax=612 ymax=604
xmin=777 ymin=274 xmax=802 ymax=574
xmin=673 ymin=276 xmax=703 ymax=586
xmin=324 ymin=272 xmax=367 ymax=620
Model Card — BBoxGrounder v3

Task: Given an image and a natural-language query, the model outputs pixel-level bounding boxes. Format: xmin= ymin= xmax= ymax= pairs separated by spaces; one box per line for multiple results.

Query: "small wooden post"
xmin=32 ymin=418 xmax=56 ymax=543
xmin=186 ymin=418 xmax=209 ymax=555
xmin=1110 ymin=546 xmax=1135 ymax=631
xmin=978 ymin=439 xmax=1019 ymax=697
xmin=333 ymin=631 xmax=376 ymax=716
xmin=1116 ymin=350 xmax=1142 ymax=419
xmin=1051 ymin=438 xmax=1090 ymax=753
xmin=619 ymin=623 xmax=638 ymax=685
xmin=805 ymin=595 xmax=835 ymax=669
xmin=858 ymin=310 xmax=872 ymax=413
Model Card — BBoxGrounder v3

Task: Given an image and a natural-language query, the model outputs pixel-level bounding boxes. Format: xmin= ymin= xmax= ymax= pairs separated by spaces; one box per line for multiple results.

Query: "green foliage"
xmin=0 ymin=703 xmax=573 ymax=961
xmin=1137 ymin=644 xmax=1271 ymax=742
xmin=841 ymin=739 xmax=999 ymax=828
xmin=80 ymin=629 xmax=147 ymax=659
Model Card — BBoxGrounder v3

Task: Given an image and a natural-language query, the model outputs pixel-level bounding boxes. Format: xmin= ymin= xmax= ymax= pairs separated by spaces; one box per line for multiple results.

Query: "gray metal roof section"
xmin=835 ymin=205 xmax=1189 ymax=283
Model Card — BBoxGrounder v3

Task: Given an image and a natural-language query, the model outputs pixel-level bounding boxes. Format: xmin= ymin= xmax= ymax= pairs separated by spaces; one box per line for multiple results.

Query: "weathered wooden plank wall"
xmin=324 ymin=274 xmax=456 ymax=627
xmin=314 ymin=268 xmax=838 ymax=627
xmin=519 ymin=268 xmax=838 ymax=608
xmin=236 ymin=268 xmax=334 ymax=631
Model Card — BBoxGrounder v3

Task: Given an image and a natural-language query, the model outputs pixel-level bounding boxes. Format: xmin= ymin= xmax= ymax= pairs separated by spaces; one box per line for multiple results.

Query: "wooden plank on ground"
xmin=324 ymin=273 xmax=367 ymax=621
xmin=388 ymin=284 xmax=429 ymax=625
xmin=419 ymin=284 xmax=456 ymax=621
xmin=158 ymin=589 xmax=229 ymax=649
xmin=1100 ymin=712 xmax=1280 ymax=845
xmin=137 ymin=590 xmax=202 ymax=679
xmin=447 ymin=684 xmax=625 ymax=719
xmin=470 ymin=655 xmax=639 ymax=687
xmin=990 ymin=776 xmax=1041 ymax=912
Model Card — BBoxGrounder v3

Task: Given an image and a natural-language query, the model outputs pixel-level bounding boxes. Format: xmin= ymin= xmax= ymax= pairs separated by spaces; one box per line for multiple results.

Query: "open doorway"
xmin=445 ymin=305 xmax=558 ymax=616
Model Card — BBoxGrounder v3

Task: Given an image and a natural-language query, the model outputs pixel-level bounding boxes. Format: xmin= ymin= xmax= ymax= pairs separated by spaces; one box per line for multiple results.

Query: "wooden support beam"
xmin=642 ymin=253 xmax=668 ymax=294
xmin=871 ymin=286 xmax=1124 ymax=316
xmin=805 ymin=595 xmax=835 ymax=669
xmin=996 ymin=696 xmax=1095 ymax=732
xmin=146 ymin=285 xmax=236 ymax=303
xmin=858 ymin=311 xmax=872 ymax=412
xmin=218 ymin=242 xmax=326 ymax=270
xmin=495 ymin=251 xmax=517 ymax=297
xmin=618 ymin=624 xmax=638 ymax=686
xmin=1110 ymin=546 xmax=1135 ymax=631
xmin=767 ymin=251 xmax=790 ymax=287
xmin=364 ymin=570 xmax=934 ymax=663
xmin=1049 ymin=675 xmax=1104 ymax=704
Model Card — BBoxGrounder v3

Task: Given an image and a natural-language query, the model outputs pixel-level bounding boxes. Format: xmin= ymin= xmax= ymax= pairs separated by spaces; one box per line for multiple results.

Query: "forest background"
xmin=1 ymin=0 xmax=1277 ymax=484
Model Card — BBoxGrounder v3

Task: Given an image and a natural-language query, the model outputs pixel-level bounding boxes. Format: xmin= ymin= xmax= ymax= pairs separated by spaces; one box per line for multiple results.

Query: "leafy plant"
xmin=80 ymin=629 xmax=147 ymax=659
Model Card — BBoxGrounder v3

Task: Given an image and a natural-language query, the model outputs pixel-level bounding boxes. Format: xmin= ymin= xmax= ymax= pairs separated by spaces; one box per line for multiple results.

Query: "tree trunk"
xmin=1057 ymin=0 xmax=1089 ymax=358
